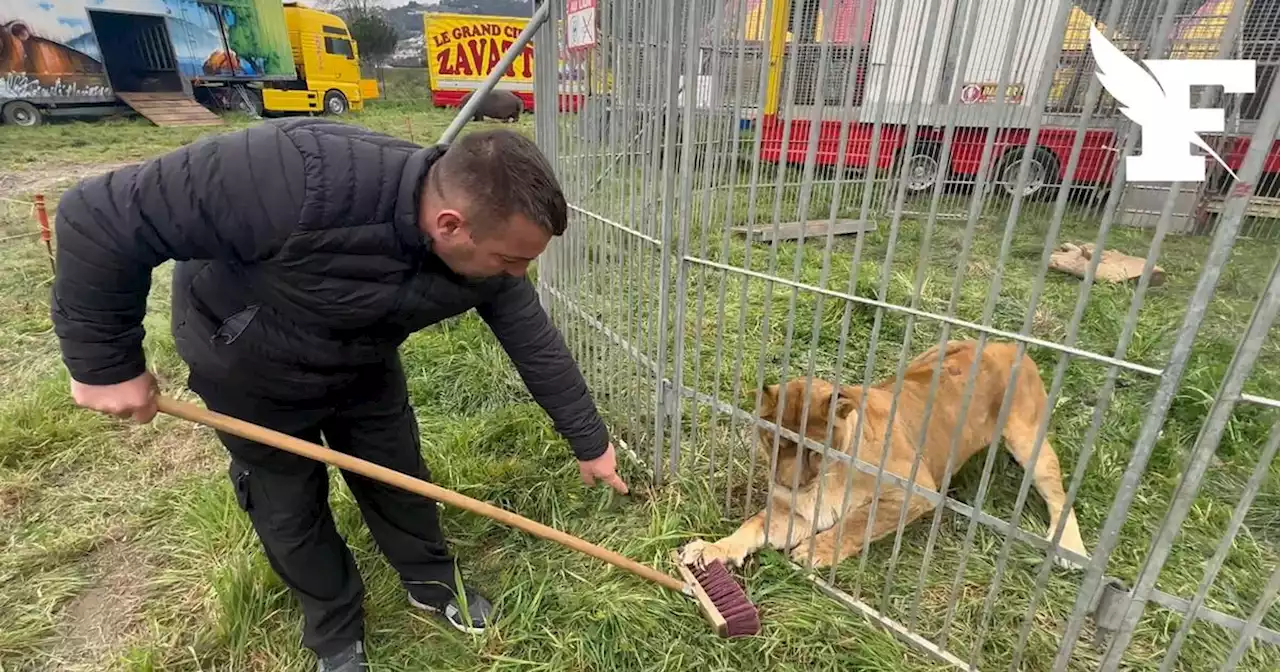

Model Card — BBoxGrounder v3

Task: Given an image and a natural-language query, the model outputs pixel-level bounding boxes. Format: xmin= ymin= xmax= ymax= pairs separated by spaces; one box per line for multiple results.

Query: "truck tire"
xmin=899 ymin=141 xmax=942 ymax=194
xmin=324 ymin=90 xmax=349 ymax=116
xmin=233 ymin=86 xmax=264 ymax=118
xmin=2 ymin=101 xmax=43 ymax=127
xmin=995 ymin=146 xmax=1060 ymax=200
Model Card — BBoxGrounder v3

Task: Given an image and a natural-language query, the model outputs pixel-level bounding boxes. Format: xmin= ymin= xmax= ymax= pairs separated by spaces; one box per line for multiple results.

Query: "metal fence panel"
xmin=532 ymin=0 xmax=1280 ymax=669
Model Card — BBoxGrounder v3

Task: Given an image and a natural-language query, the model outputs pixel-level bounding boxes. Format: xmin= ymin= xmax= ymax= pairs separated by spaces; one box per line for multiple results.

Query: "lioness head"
xmin=755 ymin=379 xmax=860 ymax=488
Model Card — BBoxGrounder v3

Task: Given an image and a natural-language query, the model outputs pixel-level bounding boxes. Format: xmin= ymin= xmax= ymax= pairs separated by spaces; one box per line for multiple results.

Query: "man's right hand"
xmin=71 ymin=371 xmax=159 ymax=423
xmin=578 ymin=442 xmax=630 ymax=495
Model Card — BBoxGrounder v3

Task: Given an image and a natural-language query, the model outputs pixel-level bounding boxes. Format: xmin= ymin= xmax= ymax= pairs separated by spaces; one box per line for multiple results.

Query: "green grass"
xmin=0 ymin=90 xmax=1278 ymax=672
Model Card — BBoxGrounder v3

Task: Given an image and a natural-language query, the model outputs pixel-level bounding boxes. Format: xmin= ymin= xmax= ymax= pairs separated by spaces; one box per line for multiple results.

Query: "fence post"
xmin=650 ymin=0 xmax=683 ymax=486
xmin=663 ymin=0 xmax=702 ymax=477
xmin=533 ymin=0 xmax=560 ymax=312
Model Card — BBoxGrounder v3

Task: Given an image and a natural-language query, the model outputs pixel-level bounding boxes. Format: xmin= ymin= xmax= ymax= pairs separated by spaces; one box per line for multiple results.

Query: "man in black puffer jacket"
xmin=50 ymin=117 xmax=627 ymax=671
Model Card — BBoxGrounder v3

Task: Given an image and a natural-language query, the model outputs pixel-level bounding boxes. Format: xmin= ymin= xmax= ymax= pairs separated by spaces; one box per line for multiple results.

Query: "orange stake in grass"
xmin=34 ymin=193 xmax=53 ymax=273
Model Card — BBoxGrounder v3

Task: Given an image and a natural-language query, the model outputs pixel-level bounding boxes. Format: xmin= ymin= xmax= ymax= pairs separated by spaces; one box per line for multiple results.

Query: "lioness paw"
xmin=680 ymin=539 xmax=746 ymax=568
xmin=790 ymin=542 xmax=836 ymax=569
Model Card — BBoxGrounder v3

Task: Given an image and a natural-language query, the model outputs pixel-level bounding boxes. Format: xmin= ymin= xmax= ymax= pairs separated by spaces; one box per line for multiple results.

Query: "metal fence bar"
xmin=546 ymin=277 xmax=1280 ymax=649
xmin=871 ymin=0 xmax=989 ymax=614
xmin=532 ymin=0 xmax=559 ymax=312
xmin=665 ymin=0 xmax=702 ymax=478
xmin=1217 ymin=564 xmax=1280 ymax=672
xmin=816 ymin=0 xmax=926 ymax=593
xmin=972 ymin=0 xmax=1195 ymax=660
xmin=751 ymin=0 xmax=821 ymax=548
xmin=593 ymin=0 xmax=615 ymax=447
xmin=716 ymin=69 xmax=788 ymax=535
xmin=440 ymin=0 xmax=551 ymax=144
xmin=937 ymin=2 xmax=1090 ymax=665
xmin=934 ymin=2 xmax=1077 ymax=646
xmin=570 ymin=2 xmax=591 ymax=449
xmin=564 ymin=0 xmax=589 ymax=476
xmin=623 ymin=0 xmax=655 ymax=455
xmin=773 ymin=0 xmax=896 ymax=591
xmin=767 ymin=0 xmax=843 ymax=567
xmin=698 ymin=0 xmax=755 ymax=509
xmin=641 ymin=1 xmax=673 ymax=481
xmin=684 ymin=0 xmax=734 ymax=478
xmin=874 ymin=2 xmax=1074 ymax=639
xmin=549 ymin=0 xmax=571 ymax=435
xmin=683 ymin=255 xmax=1162 ymax=377
xmin=1157 ymin=419 xmax=1280 ymax=670
xmin=1099 ymin=252 xmax=1280 ymax=668
xmin=652 ymin=0 xmax=685 ymax=486
xmin=1009 ymin=130 xmax=1174 ymax=672
xmin=616 ymin=0 xmax=646 ymax=453
xmin=805 ymin=571 xmax=971 ymax=671
xmin=735 ymin=0 xmax=803 ymax=524
xmin=1007 ymin=2 xmax=1240 ymax=664
xmin=1051 ymin=34 xmax=1280 ymax=672
xmin=710 ymin=0 xmax=776 ymax=516
xmin=568 ymin=198 xmax=666 ymax=243
xmin=593 ymin=0 xmax=614 ymax=438
xmin=903 ymin=0 xmax=1027 ymax=627
xmin=845 ymin=0 xmax=951 ymax=605
xmin=535 ymin=0 xmax=1280 ymax=666
xmin=793 ymin=0 xmax=875 ymax=573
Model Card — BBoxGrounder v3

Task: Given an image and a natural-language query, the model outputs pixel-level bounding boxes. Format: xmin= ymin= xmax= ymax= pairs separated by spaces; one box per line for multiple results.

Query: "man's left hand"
xmin=579 ymin=443 xmax=629 ymax=494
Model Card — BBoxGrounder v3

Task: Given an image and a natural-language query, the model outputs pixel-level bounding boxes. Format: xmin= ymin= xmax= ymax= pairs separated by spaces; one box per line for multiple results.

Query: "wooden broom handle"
xmin=155 ymin=395 xmax=688 ymax=595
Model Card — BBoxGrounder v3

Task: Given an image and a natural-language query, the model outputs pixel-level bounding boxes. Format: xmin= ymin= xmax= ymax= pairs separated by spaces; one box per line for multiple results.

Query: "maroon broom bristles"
xmin=686 ymin=560 xmax=761 ymax=637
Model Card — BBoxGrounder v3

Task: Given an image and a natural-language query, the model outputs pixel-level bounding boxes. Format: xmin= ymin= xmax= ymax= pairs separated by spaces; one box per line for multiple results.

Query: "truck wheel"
xmin=324 ymin=90 xmax=349 ymax=115
xmin=233 ymin=86 xmax=264 ymax=118
xmin=996 ymin=146 xmax=1060 ymax=200
xmin=899 ymin=141 xmax=942 ymax=193
xmin=2 ymin=101 xmax=43 ymax=127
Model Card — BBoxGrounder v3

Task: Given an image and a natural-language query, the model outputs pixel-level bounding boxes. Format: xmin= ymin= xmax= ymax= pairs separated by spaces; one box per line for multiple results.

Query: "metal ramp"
xmin=116 ymin=92 xmax=224 ymax=128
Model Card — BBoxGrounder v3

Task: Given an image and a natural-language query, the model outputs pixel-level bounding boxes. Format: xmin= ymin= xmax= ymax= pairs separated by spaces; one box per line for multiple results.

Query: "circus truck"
xmin=0 ymin=0 xmax=379 ymax=128
xmin=423 ymin=9 xmax=603 ymax=113
xmin=730 ymin=0 xmax=1280 ymax=227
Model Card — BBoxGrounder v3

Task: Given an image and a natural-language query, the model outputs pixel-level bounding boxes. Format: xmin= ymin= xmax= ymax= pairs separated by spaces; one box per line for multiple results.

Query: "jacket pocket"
xmin=231 ymin=464 xmax=253 ymax=512
xmin=213 ymin=304 xmax=261 ymax=345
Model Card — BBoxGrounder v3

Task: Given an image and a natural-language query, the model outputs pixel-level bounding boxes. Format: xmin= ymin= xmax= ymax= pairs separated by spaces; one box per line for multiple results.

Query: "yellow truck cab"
xmin=262 ymin=3 xmax=380 ymax=115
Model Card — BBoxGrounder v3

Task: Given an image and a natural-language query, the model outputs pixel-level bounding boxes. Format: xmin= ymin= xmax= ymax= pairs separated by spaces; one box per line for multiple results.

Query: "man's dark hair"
xmin=431 ymin=128 xmax=568 ymax=237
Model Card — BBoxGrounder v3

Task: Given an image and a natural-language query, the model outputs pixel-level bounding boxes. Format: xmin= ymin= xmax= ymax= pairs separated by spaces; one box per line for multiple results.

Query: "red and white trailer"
xmin=743 ymin=0 xmax=1280 ymax=214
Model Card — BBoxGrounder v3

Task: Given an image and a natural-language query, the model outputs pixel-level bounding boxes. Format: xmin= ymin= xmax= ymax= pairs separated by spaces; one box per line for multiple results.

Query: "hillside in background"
xmin=375 ymin=0 xmax=536 ymax=66
xmin=380 ymin=1 xmax=535 ymax=35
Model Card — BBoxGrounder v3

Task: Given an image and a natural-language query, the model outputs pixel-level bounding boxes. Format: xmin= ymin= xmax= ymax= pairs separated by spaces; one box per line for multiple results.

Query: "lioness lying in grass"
xmin=681 ymin=340 xmax=1090 ymax=570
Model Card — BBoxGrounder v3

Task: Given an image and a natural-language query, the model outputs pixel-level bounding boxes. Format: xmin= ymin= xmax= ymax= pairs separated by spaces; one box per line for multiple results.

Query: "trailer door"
xmin=86 ymin=10 xmax=184 ymax=94
xmin=860 ymin=0 xmax=958 ymax=123
xmin=951 ymin=0 xmax=1061 ymax=112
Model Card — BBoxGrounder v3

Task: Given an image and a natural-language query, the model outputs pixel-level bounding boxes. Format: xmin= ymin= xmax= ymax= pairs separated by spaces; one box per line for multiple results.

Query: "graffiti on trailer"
xmin=3 ymin=0 xmax=296 ymax=102
xmin=1 ymin=72 xmax=111 ymax=98
xmin=0 ymin=18 xmax=111 ymax=99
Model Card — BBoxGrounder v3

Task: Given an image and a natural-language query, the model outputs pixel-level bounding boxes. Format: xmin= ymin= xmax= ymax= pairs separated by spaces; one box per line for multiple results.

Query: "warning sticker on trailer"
xmin=960 ymin=83 xmax=1026 ymax=104
xmin=566 ymin=0 xmax=598 ymax=52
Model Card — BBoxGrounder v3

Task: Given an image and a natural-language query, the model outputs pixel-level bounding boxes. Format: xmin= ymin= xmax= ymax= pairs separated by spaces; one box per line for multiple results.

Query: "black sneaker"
xmin=317 ymin=640 xmax=366 ymax=672
xmin=408 ymin=587 xmax=494 ymax=634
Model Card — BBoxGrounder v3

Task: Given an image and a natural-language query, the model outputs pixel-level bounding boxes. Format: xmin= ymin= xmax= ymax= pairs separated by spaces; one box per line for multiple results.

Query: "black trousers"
xmin=190 ymin=360 xmax=458 ymax=658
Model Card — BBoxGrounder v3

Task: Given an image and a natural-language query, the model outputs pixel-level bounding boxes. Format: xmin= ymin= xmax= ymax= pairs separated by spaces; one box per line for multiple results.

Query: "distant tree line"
xmin=319 ymin=0 xmax=538 ymax=70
